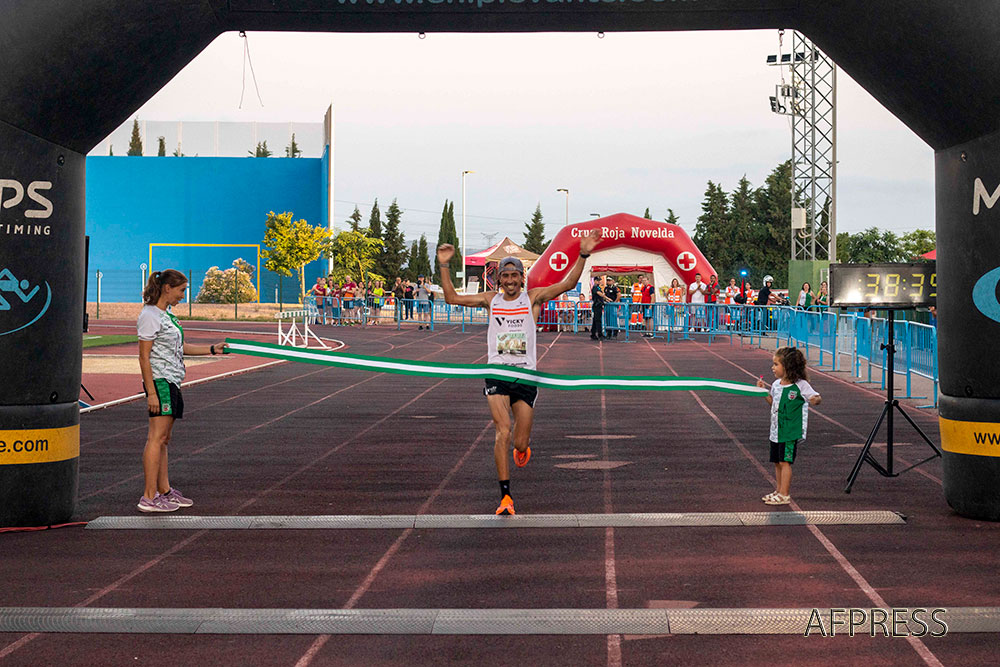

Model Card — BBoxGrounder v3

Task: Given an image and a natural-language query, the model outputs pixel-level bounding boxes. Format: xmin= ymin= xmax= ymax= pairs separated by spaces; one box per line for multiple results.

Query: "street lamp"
xmin=462 ymin=170 xmax=474 ymax=292
xmin=556 ymin=188 xmax=569 ymax=226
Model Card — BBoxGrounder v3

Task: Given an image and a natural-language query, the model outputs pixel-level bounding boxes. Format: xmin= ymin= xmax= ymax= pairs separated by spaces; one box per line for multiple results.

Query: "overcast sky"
xmin=118 ymin=29 xmax=935 ymax=254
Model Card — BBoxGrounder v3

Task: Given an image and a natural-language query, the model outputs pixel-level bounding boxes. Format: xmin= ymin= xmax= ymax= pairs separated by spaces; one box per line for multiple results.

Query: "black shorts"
xmin=484 ymin=379 xmax=538 ymax=408
xmin=769 ymin=439 xmax=800 ymax=464
xmin=145 ymin=378 xmax=183 ymax=419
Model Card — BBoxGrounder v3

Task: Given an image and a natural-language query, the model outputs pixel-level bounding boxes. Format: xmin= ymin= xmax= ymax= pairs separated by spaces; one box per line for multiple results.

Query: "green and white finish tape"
xmin=225 ymin=339 xmax=768 ymax=396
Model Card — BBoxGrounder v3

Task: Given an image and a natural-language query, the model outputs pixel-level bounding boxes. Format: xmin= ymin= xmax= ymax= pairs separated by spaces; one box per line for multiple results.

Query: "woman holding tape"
xmin=136 ymin=269 xmax=227 ymax=513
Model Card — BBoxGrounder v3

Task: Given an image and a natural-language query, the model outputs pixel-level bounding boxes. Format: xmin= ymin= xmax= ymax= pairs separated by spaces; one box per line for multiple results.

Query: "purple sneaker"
xmin=162 ymin=487 xmax=193 ymax=508
xmin=137 ymin=493 xmax=179 ymax=513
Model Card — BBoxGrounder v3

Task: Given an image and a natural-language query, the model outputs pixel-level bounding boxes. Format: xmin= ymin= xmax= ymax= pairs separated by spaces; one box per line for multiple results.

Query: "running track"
xmin=3 ymin=323 xmax=998 ymax=666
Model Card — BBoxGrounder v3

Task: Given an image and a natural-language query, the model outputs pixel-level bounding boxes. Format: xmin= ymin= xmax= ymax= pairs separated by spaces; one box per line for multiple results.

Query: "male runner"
xmin=437 ymin=229 xmax=602 ymax=515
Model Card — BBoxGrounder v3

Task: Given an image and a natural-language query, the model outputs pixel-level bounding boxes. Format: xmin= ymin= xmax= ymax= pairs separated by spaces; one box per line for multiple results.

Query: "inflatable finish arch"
xmin=3 ymin=1 xmax=1000 ymax=524
xmin=528 ymin=214 xmax=714 ymax=292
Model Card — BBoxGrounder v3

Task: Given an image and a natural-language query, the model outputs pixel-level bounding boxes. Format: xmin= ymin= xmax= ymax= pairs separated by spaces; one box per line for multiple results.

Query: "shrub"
xmin=195 ymin=259 xmax=259 ymax=303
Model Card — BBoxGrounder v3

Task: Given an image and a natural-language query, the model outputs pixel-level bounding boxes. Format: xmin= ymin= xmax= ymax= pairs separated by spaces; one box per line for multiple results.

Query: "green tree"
xmin=837 ymin=228 xmax=906 ymax=263
xmin=727 ymin=175 xmax=759 ymax=281
xmin=172 ymin=145 xmax=185 ymax=157
xmin=346 ymin=205 xmax=363 ymax=232
xmin=434 ymin=200 xmax=461 ymax=283
xmin=523 ymin=204 xmax=549 ymax=254
xmin=643 ymin=207 xmax=653 ymax=220
xmin=127 ymin=119 xmax=143 ymax=156
xmin=157 ymin=136 xmax=166 ymax=157
xmin=380 ymin=198 xmax=408 ymax=280
xmin=411 ymin=234 xmax=432 ymax=280
xmin=108 ymin=144 xmax=113 ymax=156
xmin=285 ymin=133 xmax=302 ymax=158
xmin=328 ymin=230 xmax=385 ymax=286
xmin=249 ymin=141 xmax=272 ymax=158
xmin=406 ymin=240 xmax=420 ymax=280
xmin=901 ymin=229 xmax=936 ymax=259
xmin=195 ymin=259 xmax=258 ymax=304
xmin=693 ymin=180 xmax=731 ymax=277
xmin=368 ymin=198 xmax=382 ymax=240
xmin=664 ymin=209 xmax=679 ymax=225
xmin=260 ymin=211 xmax=331 ymax=299
xmin=752 ymin=160 xmax=794 ymax=286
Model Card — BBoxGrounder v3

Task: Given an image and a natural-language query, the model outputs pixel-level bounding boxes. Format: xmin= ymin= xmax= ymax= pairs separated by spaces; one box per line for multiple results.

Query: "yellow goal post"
xmin=149 ymin=243 xmax=261 ymax=303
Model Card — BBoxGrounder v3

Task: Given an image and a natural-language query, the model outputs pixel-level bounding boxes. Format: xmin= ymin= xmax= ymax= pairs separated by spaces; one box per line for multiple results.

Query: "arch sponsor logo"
xmin=973 ymin=178 xmax=1000 ymax=216
xmin=0 ymin=178 xmax=53 ymax=236
xmin=972 ymin=266 xmax=1000 ymax=324
xmin=0 ymin=268 xmax=52 ymax=336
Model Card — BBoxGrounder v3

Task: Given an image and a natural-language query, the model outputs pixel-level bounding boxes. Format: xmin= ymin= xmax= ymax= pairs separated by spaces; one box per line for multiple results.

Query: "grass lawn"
xmin=83 ymin=334 xmax=136 ymax=349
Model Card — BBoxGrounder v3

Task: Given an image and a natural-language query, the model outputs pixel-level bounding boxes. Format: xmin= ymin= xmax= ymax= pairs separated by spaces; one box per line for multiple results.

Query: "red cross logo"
xmin=549 ymin=252 xmax=569 ymax=272
xmin=676 ymin=251 xmax=697 ymax=272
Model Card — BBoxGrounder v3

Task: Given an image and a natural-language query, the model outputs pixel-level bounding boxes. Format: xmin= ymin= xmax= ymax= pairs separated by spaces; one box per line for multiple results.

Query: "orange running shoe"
xmin=495 ymin=494 xmax=515 ymax=515
xmin=513 ymin=445 xmax=531 ymax=468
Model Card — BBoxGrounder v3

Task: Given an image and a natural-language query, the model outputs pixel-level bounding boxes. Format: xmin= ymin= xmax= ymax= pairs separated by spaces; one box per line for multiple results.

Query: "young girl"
xmin=755 ymin=347 xmax=822 ymax=505
xmin=137 ymin=269 xmax=227 ymax=512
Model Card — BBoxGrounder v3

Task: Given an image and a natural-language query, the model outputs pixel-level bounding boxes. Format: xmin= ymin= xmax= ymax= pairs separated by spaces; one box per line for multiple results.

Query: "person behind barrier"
xmin=706 ymin=274 xmax=720 ymax=329
xmin=136 ymin=269 xmax=227 ymax=513
xmin=724 ymin=278 xmax=740 ymax=305
xmin=415 ymin=276 xmax=431 ymax=329
xmin=393 ymin=277 xmax=405 ymax=322
xmin=755 ymin=347 xmax=821 ymax=506
xmin=590 ymin=275 xmax=607 ymax=340
xmin=370 ymin=280 xmax=385 ymax=325
xmin=688 ymin=272 xmax=707 ymax=331
xmin=403 ymin=279 xmax=415 ymax=320
xmin=309 ymin=276 xmax=328 ymax=324
xmin=640 ymin=274 xmax=655 ymax=336
xmin=341 ymin=275 xmax=358 ymax=324
xmin=436 ymin=230 xmax=602 ymax=515
xmin=797 ymin=282 xmax=816 ymax=309
xmin=605 ymin=276 xmax=620 ymax=338
xmin=755 ymin=275 xmax=777 ymax=306
xmin=814 ymin=281 xmax=829 ymax=308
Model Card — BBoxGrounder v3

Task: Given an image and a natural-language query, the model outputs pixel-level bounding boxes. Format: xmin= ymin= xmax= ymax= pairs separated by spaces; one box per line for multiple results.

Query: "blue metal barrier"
xmin=304 ymin=297 xmax=939 ymax=401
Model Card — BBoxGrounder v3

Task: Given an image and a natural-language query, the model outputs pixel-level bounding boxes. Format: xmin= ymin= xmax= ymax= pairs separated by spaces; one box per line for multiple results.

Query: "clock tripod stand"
xmin=844 ymin=308 xmax=942 ymax=492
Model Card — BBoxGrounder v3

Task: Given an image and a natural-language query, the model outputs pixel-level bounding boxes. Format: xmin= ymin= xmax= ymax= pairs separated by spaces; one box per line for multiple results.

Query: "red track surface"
xmin=4 ymin=322 xmax=998 ymax=666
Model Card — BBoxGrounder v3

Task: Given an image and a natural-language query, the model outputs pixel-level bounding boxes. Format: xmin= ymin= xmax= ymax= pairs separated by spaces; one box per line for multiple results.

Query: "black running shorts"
xmin=484 ymin=379 xmax=538 ymax=408
xmin=145 ymin=378 xmax=184 ymax=419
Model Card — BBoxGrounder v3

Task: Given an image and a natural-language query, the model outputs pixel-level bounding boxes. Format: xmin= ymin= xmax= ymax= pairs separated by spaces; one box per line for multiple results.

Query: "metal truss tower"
xmin=769 ymin=31 xmax=838 ymax=261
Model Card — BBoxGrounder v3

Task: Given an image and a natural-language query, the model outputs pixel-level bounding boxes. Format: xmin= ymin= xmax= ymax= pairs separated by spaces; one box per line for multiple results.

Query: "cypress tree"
xmin=380 ymin=198 xmax=408 ymax=279
xmin=643 ymin=207 xmax=653 ymax=220
xmin=664 ymin=209 xmax=680 ymax=225
xmin=127 ymin=119 xmax=143 ymax=156
xmin=347 ymin=205 xmax=363 ymax=232
xmin=523 ymin=204 xmax=548 ymax=254
xmin=157 ymin=136 xmax=166 ymax=157
xmin=285 ymin=133 xmax=302 ymax=158
xmin=368 ymin=199 xmax=382 ymax=240
xmin=406 ymin=239 xmax=421 ymax=280
xmin=434 ymin=199 xmax=462 ymax=284
xmin=414 ymin=235 xmax=432 ymax=279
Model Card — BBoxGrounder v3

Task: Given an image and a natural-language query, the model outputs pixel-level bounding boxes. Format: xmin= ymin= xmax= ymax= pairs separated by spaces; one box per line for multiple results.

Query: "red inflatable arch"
xmin=527 ymin=213 xmax=716 ymax=299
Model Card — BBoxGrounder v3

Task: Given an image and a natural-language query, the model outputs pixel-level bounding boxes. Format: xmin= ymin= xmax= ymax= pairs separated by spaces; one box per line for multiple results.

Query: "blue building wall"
xmin=85 ymin=156 xmax=326 ymax=303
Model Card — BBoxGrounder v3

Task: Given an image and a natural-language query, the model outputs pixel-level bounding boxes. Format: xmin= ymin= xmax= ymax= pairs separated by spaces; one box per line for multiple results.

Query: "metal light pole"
xmin=557 ymin=188 xmax=569 ymax=226
xmin=462 ymin=170 xmax=473 ymax=292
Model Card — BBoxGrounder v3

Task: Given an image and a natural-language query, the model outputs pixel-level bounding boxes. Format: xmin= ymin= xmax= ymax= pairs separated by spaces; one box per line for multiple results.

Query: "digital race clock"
xmin=830 ymin=262 xmax=936 ymax=308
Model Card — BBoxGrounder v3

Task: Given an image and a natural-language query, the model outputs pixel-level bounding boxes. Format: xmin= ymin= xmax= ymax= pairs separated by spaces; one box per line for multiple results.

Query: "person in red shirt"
xmin=309 ymin=277 xmax=329 ymax=324
xmin=640 ymin=274 xmax=655 ymax=337
xmin=705 ymin=274 xmax=720 ymax=329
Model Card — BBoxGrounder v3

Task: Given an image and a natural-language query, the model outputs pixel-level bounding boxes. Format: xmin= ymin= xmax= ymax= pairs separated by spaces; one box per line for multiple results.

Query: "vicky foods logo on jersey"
xmin=0 ymin=268 xmax=52 ymax=336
